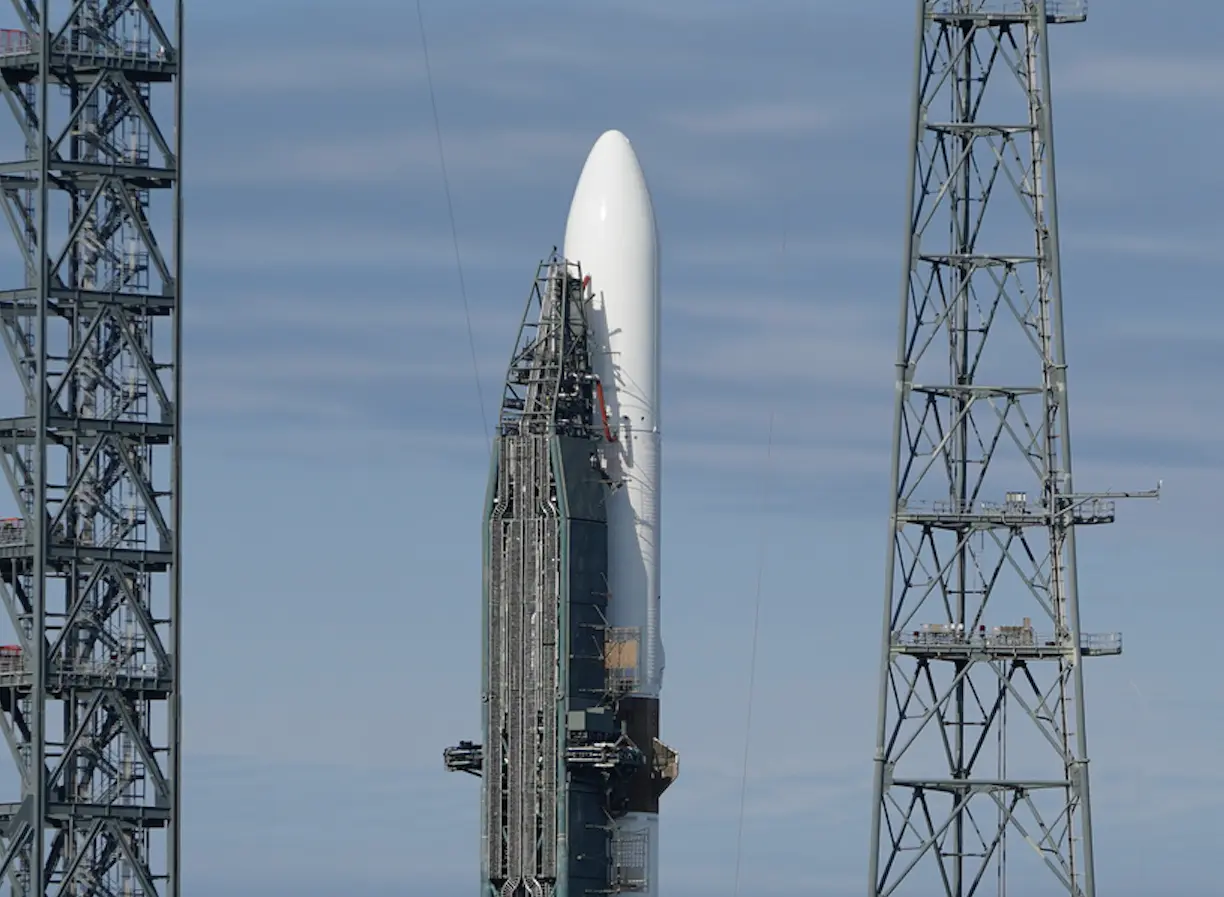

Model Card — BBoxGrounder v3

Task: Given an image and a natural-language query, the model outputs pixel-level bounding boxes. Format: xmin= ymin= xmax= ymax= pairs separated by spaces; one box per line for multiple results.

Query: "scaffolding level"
xmin=0 ymin=3 xmax=182 ymax=895
xmin=868 ymin=3 xmax=1155 ymax=897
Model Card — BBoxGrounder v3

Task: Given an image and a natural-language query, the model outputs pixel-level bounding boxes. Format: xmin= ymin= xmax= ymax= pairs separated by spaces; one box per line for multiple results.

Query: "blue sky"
xmin=169 ymin=1 xmax=1224 ymax=894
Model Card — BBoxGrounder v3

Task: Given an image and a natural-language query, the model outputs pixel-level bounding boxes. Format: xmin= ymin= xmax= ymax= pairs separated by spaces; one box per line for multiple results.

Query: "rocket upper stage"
xmin=563 ymin=130 xmax=661 ymax=436
xmin=563 ymin=129 xmax=664 ymax=698
xmin=564 ymin=126 xmax=668 ymax=897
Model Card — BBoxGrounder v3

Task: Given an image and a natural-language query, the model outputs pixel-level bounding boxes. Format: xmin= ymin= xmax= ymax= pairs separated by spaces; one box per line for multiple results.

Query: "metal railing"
xmin=894 ymin=628 xmax=1120 ymax=652
xmin=0 ymin=29 xmax=161 ymax=59
xmin=0 ymin=28 xmax=29 ymax=55
xmin=0 ymin=517 xmax=163 ymax=551
xmin=566 ymin=741 xmax=644 ymax=771
xmin=0 ymin=518 xmax=23 ymax=547
xmin=443 ymin=741 xmax=483 ymax=775
xmin=898 ymin=497 xmax=1115 ymax=522
xmin=0 ymin=651 xmax=166 ymax=679
xmin=932 ymin=1 xmax=1086 ymax=16
xmin=1080 ymin=632 xmax=1123 ymax=653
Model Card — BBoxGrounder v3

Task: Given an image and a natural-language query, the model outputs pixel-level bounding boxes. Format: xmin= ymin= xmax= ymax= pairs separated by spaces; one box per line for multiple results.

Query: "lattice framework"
xmin=867 ymin=4 xmax=1155 ymax=896
xmin=0 ymin=3 xmax=182 ymax=895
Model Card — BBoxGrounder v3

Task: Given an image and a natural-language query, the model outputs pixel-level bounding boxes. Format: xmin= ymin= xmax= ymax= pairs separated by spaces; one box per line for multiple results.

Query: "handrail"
xmin=893 ymin=629 xmax=1120 ymax=651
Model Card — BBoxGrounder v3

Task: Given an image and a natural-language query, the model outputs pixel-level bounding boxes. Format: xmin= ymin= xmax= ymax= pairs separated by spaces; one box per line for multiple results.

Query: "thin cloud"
xmin=1067 ymin=231 xmax=1222 ymax=263
xmin=187 ymin=291 xmax=519 ymax=340
xmin=192 ymin=423 xmax=490 ymax=469
xmin=1076 ymin=387 xmax=1223 ymax=448
xmin=1101 ymin=315 xmax=1224 ymax=344
xmin=191 ymin=127 xmax=594 ymax=189
xmin=665 ymin=100 xmax=843 ymax=137
xmin=191 ymin=351 xmax=476 ymax=387
xmin=188 ymin=13 xmax=696 ymax=102
xmin=670 ymin=439 xmax=886 ymax=481
xmin=191 ymin=46 xmax=425 ymax=94
xmin=667 ymin=294 xmax=894 ymax=385
xmin=185 ymin=222 xmax=519 ymax=272
xmin=666 ymin=767 xmax=864 ymax=827
xmin=650 ymin=156 xmax=776 ymax=200
xmin=1093 ymin=767 xmax=1224 ymax=825
xmin=670 ymin=234 xmax=896 ymax=266
xmin=1062 ymin=53 xmax=1224 ymax=102
xmin=179 ymin=280 xmax=1215 ymax=505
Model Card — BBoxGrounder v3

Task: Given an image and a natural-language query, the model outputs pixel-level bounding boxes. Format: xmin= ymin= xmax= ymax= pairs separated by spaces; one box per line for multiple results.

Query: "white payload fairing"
xmin=563 ymin=129 xmax=664 ymax=696
xmin=564 ymin=129 xmax=670 ymax=896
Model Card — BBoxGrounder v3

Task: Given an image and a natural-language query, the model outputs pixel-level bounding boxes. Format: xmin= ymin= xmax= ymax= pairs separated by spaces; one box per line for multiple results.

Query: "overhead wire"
xmin=415 ymin=0 xmax=490 ymax=437
xmin=732 ymin=408 xmax=776 ymax=897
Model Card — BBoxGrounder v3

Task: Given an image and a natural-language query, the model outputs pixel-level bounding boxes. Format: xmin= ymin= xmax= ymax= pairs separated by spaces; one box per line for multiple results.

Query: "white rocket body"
xmin=563 ymin=129 xmax=665 ymax=896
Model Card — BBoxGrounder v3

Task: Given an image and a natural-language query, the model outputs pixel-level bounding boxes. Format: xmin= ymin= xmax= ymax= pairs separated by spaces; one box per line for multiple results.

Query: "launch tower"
xmin=446 ymin=254 xmax=676 ymax=896
xmin=868 ymin=3 xmax=1155 ymax=896
xmin=0 ymin=2 xmax=182 ymax=895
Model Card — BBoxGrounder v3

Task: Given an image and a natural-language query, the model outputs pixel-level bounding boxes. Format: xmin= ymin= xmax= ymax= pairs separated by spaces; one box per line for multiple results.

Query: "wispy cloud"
xmin=188 ymin=292 xmax=517 ymax=340
xmin=189 ymin=11 xmax=700 ymax=104
xmin=650 ymin=155 xmax=778 ymax=200
xmin=192 ymin=352 xmax=469 ymax=388
xmin=1102 ymin=314 xmax=1224 ymax=344
xmin=191 ymin=127 xmax=594 ymax=189
xmin=651 ymin=284 xmax=1214 ymax=520
xmin=1062 ymin=53 xmax=1224 ymax=102
xmin=664 ymin=99 xmax=843 ymax=137
xmin=191 ymin=46 xmax=425 ymax=95
xmin=175 ymin=276 xmax=1210 ymax=503
xmin=189 ymin=421 xmax=491 ymax=471
xmin=1076 ymin=384 xmax=1223 ymax=450
xmin=1067 ymin=231 xmax=1222 ymax=263
xmin=187 ymin=757 xmax=469 ymax=893
xmin=670 ymin=233 xmax=896 ymax=266
xmin=185 ymin=221 xmax=517 ymax=272
xmin=667 ymin=766 xmax=865 ymax=829
xmin=668 ymin=293 xmax=894 ymax=385
xmin=186 ymin=347 xmax=491 ymax=438
xmin=615 ymin=0 xmax=831 ymax=25
xmin=1094 ymin=764 xmax=1224 ymax=826
xmin=183 ymin=286 xmax=512 ymax=432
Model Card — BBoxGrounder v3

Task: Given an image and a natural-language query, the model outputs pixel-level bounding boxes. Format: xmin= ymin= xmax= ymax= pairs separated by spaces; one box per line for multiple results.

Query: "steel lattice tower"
xmin=0 ymin=2 xmax=182 ymax=895
xmin=868 ymin=3 xmax=1156 ymax=896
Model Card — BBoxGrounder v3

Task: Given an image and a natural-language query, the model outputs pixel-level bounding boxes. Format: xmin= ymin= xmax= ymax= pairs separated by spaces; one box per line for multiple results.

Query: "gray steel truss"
xmin=868 ymin=3 xmax=1156 ymax=897
xmin=0 ymin=2 xmax=182 ymax=895
xmin=447 ymin=255 xmax=644 ymax=897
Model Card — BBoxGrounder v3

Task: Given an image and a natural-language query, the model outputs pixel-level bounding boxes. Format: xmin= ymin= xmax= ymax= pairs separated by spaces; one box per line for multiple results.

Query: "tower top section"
xmin=928 ymin=0 xmax=1087 ymax=24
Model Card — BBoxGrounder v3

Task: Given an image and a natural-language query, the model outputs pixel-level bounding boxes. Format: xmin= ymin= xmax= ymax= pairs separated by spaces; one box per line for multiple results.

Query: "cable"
xmin=415 ymin=0 xmax=489 ymax=436
xmin=732 ymin=409 xmax=775 ymax=897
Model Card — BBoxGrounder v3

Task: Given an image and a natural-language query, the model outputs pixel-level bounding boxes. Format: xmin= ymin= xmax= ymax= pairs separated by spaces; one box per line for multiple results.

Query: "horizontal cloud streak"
xmin=1062 ymin=53 xmax=1224 ymax=102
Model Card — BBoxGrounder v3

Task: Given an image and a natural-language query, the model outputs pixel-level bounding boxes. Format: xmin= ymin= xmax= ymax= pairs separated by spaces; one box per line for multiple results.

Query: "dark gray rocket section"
xmin=446 ymin=255 xmax=655 ymax=896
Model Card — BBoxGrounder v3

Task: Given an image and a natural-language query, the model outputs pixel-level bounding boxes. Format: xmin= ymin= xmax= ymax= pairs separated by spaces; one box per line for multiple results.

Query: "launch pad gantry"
xmin=867 ymin=3 xmax=1157 ymax=897
xmin=446 ymin=254 xmax=677 ymax=897
xmin=0 ymin=3 xmax=183 ymax=896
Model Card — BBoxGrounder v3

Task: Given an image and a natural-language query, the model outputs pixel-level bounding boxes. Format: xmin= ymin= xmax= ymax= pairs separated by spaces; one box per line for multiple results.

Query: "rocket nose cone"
xmin=591 ymin=128 xmax=633 ymax=155
xmin=564 ymin=129 xmax=657 ymax=248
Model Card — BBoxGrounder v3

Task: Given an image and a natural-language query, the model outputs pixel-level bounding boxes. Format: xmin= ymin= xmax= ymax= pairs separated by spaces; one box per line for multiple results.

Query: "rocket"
xmin=563 ymin=130 xmax=669 ymax=895
xmin=564 ymin=128 xmax=671 ymax=890
xmin=445 ymin=129 xmax=676 ymax=897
